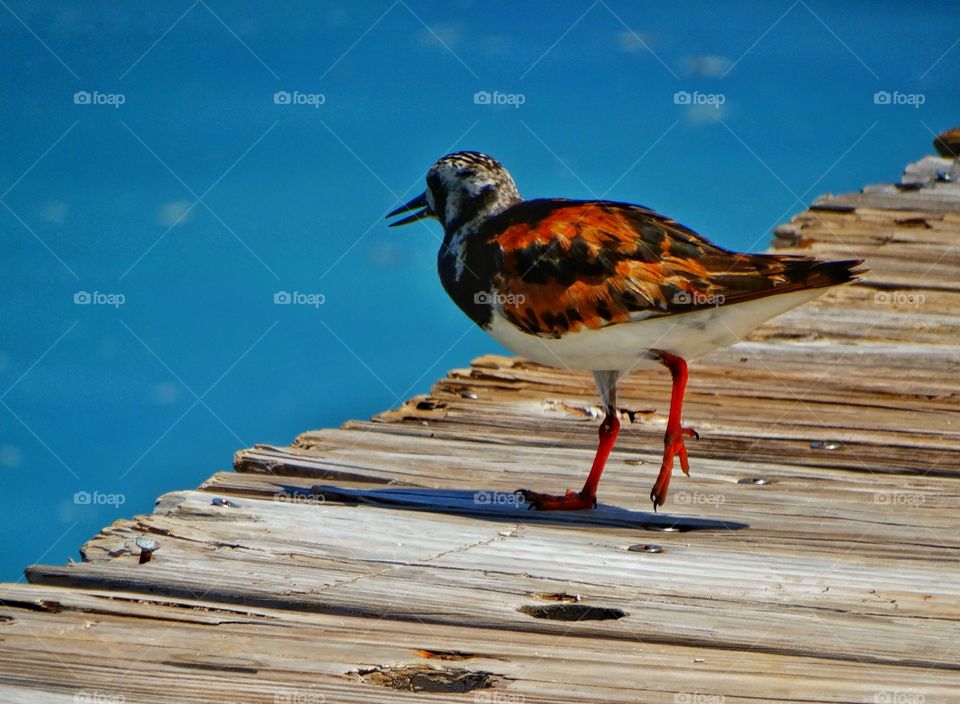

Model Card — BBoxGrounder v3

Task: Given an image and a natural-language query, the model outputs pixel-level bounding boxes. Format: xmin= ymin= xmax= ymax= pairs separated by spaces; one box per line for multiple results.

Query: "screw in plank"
xmin=135 ymin=537 xmax=159 ymax=564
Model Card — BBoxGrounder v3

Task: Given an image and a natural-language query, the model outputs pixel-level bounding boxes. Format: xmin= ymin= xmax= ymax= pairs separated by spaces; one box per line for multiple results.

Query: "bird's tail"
xmin=706 ymin=253 xmax=867 ymax=309
xmin=781 ymin=257 xmax=868 ymax=290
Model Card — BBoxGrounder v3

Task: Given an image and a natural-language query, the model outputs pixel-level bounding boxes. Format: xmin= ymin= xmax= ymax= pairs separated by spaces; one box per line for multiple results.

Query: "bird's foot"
xmin=517 ymin=488 xmax=597 ymax=511
xmin=650 ymin=425 xmax=699 ymax=509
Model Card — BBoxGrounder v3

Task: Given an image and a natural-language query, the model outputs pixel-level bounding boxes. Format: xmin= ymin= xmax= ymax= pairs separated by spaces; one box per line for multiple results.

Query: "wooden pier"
xmin=2 ymin=150 xmax=959 ymax=703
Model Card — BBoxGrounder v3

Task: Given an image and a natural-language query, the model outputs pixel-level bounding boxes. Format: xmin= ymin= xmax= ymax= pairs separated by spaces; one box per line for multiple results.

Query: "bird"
xmin=387 ymin=151 xmax=864 ymax=511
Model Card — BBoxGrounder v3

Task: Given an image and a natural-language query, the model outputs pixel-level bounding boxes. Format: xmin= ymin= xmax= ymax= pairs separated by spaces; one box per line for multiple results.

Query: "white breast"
xmin=486 ymin=287 xmax=826 ymax=373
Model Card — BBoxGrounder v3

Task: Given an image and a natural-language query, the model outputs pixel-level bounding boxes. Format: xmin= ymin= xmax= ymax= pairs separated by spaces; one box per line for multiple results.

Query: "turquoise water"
xmin=2 ymin=1 xmax=958 ymax=580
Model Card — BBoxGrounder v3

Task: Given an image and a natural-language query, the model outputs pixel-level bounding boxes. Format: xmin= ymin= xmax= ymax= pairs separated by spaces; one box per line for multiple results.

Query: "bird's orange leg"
xmin=650 ymin=352 xmax=699 ymax=510
xmin=519 ymin=411 xmax=620 ymax=510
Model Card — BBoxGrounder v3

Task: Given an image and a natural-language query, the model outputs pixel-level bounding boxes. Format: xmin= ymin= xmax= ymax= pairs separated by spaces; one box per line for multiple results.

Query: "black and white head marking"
xmin=425 ymin=151 xmax=521 ymax=238
xmin=424 ymin=152 xmax=521 ymax=282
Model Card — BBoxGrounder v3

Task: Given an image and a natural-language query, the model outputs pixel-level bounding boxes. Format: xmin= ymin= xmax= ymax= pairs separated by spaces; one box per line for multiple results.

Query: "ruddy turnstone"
xmin=388 ymin=151 xmax=864 ymax=510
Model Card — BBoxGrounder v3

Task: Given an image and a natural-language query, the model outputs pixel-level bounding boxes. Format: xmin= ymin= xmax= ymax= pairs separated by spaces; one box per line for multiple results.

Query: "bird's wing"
xmin=484 ymin=199 xmax=863 ymax=337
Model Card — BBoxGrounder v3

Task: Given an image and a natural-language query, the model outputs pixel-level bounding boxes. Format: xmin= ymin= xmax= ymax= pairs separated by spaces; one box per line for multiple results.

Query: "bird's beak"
xmin=386 ymin=192 xmax=432 ymax=227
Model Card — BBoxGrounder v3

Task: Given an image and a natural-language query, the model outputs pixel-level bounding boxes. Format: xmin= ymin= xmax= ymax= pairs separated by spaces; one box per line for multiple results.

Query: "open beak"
xmin=386 ymin=192 xmax=432 ymax=227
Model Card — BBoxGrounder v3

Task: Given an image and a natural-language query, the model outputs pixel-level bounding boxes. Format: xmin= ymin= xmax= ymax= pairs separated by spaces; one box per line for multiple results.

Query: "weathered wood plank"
xmin=22 ymin=483 xmax=960 ymax=671
xmin=4 ymin=584 xmax=957 ymax=704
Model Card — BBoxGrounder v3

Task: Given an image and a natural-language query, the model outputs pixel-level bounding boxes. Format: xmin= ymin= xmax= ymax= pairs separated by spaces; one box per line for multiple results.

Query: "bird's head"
xmin=387 ymin=151 xmax=521 ymax=235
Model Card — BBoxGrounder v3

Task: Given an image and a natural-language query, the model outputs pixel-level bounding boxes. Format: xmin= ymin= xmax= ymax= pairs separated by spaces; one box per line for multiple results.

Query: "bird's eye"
xmin=457 ymin=169 xmax=477 ymax=179
xmin=426 ymin=173 xmax=446 ymax=218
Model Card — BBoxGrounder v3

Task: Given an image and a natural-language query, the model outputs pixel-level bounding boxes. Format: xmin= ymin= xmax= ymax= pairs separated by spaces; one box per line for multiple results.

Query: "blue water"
xmin=2 ymin=1 xmax=958 ymax=580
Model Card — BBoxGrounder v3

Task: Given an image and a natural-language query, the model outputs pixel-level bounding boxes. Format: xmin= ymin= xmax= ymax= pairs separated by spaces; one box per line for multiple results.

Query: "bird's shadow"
xmin=269 ymin=483 xmax=747 ymax=532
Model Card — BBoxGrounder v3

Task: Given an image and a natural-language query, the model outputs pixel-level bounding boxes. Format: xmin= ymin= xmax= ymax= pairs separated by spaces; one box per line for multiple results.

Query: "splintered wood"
xmin=2 ymin=155 xmax=959 ymax=703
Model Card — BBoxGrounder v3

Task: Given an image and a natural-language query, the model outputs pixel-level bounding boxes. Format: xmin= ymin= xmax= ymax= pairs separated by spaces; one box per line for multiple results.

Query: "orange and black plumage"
xmin=482 ymin=199 xmax=861 ymax=337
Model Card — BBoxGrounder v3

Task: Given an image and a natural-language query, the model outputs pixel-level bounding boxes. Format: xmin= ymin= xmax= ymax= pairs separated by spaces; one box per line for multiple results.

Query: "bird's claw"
xmin=650 ymin=425 xmax=700 ymax=509
xmin=517 ymin=488 xmax=597 ymax=511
